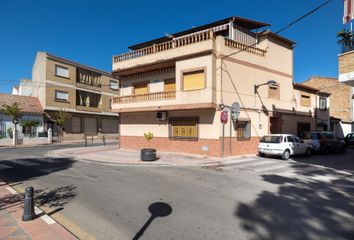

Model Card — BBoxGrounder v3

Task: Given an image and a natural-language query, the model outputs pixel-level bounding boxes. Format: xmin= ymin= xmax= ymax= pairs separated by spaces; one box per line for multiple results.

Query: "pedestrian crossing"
xmin=221 ymin=157 xmax=293 ymax=173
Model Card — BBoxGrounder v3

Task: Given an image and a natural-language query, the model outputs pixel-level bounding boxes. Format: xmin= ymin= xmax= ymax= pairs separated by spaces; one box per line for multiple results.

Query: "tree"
xmin=53 ymin=109 xmax=71 ymax=142
xmin=1 ymin=103 xmax=22 ymax=143
xmin=337 ymin=29 xmax=353 ymax=51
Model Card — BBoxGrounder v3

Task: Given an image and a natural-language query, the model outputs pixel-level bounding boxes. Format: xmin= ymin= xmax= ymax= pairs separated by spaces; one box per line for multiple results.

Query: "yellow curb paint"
xmin=12 ymin=184 xmax=96 ymax=240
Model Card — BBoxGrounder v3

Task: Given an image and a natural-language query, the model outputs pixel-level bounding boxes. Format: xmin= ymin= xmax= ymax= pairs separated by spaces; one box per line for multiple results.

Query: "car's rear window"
xmin=302 ymin=133 xmax=319 ymax=140
xmin=260 ymin=136 xmax=283 ymax=143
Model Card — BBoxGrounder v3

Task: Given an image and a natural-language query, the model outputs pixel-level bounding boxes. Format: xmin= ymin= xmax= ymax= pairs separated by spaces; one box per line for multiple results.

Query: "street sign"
xmin=231 ymin=102 xmax=240 ymax=120
xmin=220 ymin=110 xmax=228 ymax=124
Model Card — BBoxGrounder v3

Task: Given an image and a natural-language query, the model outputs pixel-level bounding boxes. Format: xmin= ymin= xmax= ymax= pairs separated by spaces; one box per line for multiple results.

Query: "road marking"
xmin=5 ymin=186 xmax=18 ymax=195
xmin=41 ymin=214 xmax=56 ymax=225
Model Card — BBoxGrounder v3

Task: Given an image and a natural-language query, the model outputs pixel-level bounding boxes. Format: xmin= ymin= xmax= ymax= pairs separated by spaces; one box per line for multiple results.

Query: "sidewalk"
xmin=0 ymin=180 xmax=77 ymax=240
xmin=48 ymin=146 xmax=257 ymax=166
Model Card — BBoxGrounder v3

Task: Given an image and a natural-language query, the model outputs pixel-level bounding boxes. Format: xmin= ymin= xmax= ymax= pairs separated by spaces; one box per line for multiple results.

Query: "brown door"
xmin=270 ymin=117 xmax=281 ymax=134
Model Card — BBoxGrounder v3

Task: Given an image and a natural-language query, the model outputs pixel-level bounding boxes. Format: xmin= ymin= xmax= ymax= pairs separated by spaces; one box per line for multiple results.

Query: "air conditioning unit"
xmin=156 ymin=111 xmax=168 ymax=121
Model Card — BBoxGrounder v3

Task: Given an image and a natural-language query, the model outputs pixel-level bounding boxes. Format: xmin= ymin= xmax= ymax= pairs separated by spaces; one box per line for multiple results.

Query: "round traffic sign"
xmin=220 ymin=110 xmax=228 ymax=124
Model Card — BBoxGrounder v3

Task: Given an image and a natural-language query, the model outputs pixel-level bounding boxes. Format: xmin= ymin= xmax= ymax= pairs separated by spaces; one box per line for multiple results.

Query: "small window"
xmin=110 ymin=80 xmax=119 ymax=90
xmin=55 ymin=65 xmax=69 ymax=78
xmin=55 ymin=90 xmax=69 ymax=102
xmin=164 ymin=79 xmax=176 ymax=91
xmin=236 ymin=120 xmax=251 ymax=140
xmin=268 ymin=84 xmax=279 ymax=99
xmin=170 ymin=118 xmax=198 ymax=140
xmin=300 ymin=94 xmax=310 ymax=107
xmin=182 ymin=70 xmax=205 ymax=91
xmin=319 ymin=97 xmax=327 ymax=110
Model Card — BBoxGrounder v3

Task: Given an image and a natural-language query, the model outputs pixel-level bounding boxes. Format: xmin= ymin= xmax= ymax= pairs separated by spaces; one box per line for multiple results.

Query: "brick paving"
xmin=0 ymin=181 xmax=77 ymax=240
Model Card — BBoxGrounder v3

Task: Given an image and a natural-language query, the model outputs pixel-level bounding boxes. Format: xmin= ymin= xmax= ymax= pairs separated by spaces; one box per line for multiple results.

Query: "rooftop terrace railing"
xmin=113 ymin=31 xmax=214 ymax=63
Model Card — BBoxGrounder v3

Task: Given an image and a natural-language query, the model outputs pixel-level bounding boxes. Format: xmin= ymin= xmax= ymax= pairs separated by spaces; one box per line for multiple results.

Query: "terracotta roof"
xmin=0 ymin=94 xmax=43 ymax=115
xmin=293 ymin=83 xmax=331 ymax=95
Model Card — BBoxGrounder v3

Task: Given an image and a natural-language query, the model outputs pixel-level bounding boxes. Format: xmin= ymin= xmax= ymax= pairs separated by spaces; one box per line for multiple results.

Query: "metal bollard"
xmin=85 ymin=136 xmax=87 ymax=147
xmin=91 ymin=136 xmax=93 ymax=143
xmin=103 ymin=136 xmax=106 ymax=146
xmin=22 ymin=186 xmax=36 ymax=221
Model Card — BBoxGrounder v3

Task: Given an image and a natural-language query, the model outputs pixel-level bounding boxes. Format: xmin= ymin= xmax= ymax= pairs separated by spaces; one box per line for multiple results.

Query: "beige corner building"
xmin=111 ymin=17 xmax=329 ymax=157
xmin=31 ymin=52 xmax=120 ymax=140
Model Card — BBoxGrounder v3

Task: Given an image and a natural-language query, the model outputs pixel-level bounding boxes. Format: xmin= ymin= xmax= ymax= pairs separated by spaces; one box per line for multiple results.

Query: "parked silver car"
xmin=300 ymin=131 xmax=346 ymax=154
xmin=258 ymin=134 xmax=312 ymax=160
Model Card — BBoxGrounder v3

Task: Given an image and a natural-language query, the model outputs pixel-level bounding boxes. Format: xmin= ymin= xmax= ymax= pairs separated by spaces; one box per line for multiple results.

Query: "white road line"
xmin=256 ymin=164 xmax=291 ymax=172
xmin=5 ymin=186 xmax=18 ymax=195
xmin=41 ymin=214 xmax=56 ymax=225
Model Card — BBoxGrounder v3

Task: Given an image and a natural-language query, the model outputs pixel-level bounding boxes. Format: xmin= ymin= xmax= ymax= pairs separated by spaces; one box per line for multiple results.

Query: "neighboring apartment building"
xmin=111 ymin=16 xmax=329 ymax=157
xmin=303 ymin=76 xmax=353 ymax=137
xmin=12 ymin=79 xmax=33 ymax=96
xmin=30 ymin=52 xmax=119 ymax=140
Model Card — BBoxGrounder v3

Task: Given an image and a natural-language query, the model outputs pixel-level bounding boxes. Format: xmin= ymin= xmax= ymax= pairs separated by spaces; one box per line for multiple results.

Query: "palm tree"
xmin=1 ymin=103 xmax=22 ymax=145
xmin=337 ymin=29 xmax=353 ymax=52
xmin=53 ymin=109 xmax=71 ymax=142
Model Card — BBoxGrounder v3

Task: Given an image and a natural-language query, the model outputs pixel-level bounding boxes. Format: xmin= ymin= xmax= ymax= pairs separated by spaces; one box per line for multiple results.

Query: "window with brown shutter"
xmin=164 ymin=79 xmax=176 ymax=91
xmin=236 ymin=120 xmax=251 ymax=141
xmin=300 ymin=94 xmax=310 ymax=107
xmin=268 ymin=85 xmax=279 ymax=99
xmin=169 ymin=118 xmax=198 ymax=140
xmin=182 ymin=70 xmax=205 ymax=91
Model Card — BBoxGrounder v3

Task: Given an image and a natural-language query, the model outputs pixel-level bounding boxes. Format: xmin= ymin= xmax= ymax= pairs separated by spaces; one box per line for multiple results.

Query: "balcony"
xmin=113 ymin=91 xmax=176 ymax=104
xmin=76 ymin=68 xmax=102 ymax=88
xmin=112 ymin=31 xmax=215 ymax=72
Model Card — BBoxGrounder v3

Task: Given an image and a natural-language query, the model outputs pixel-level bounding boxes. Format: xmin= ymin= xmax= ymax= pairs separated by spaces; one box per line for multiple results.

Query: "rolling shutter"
xmin=134 ymin=83 xmax=149 ymax=95
xmin=72 ymin=117 xmax=81 ymax=133
xmin=164 ymin=79 xmax=176 ymax=91
xmin=102 ymin=118 xmax=119 ymax=133
xmin=84 ymin=117 xmax=97 ymax=135
xmin=183 ymin=70 xmax=205 ymax=91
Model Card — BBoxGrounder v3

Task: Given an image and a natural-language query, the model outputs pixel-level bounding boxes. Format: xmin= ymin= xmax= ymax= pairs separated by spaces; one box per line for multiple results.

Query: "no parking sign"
xmin=220 ymin=110 xmax=228 ymax=124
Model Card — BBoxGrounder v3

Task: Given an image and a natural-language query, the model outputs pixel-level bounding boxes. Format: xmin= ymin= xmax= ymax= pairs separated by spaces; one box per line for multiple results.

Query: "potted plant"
xmin=141 ymin=132 xmax=157 ymax=161
xmin=337 ymin=29 xmax=353 ymax=52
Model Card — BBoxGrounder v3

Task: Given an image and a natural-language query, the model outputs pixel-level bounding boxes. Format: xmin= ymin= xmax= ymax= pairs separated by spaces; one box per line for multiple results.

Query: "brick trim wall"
xmin=120 ymin=136 xmax=259 ymax=158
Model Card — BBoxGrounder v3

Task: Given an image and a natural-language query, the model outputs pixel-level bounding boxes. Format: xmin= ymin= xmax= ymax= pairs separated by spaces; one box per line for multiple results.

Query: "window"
xmin=55 ymin=65 xmax=69 ymax=78
xmin=55 ymin=90 xmax=69 ymax=102
xmin=236 ymin=120 xmax=251 ymax=140
xmin=300 ymin=94 xmax=310 ymax=107
xmin=170 ymin=118 xmax=198 ymax=140
xmin=268 ymin=84 xmax=279 ymax=99
xmin=164 ymin=79 xmax=176 ymax=91
xmin=110 ymin=80 xmax=119 ymax=90
xmin=319 ymin=97 xmax=327 ymax=110
xmin=286 ymin=136 xmax=295 ymax=142
xmin=182 ymin=70 xmax=205 ymax=91
xmin=134 ymin=83 xmax=149 ymax=95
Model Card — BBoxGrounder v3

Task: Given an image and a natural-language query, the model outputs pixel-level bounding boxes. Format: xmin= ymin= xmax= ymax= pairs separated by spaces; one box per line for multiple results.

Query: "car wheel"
xmin=281 ymin=150 xmax=290 ymax=160
xmin=258 ymin=152 xmax=265 ymax=157
xmin=305 ymin=148 xmax=311 ymax=157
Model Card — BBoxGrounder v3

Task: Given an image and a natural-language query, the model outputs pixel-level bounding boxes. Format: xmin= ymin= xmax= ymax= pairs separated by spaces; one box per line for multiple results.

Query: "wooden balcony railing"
xmin=113 ymin=91 xmax=176 ymax=104
xmin=113 ymin=30 xmax=214 ymax=62
xmin=224 ymin=38 xmax=267 ymax=56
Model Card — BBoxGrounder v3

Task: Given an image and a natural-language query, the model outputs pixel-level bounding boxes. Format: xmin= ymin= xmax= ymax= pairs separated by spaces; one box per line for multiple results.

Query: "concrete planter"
xmin=141 ymin=148 xmax=157 ymax=161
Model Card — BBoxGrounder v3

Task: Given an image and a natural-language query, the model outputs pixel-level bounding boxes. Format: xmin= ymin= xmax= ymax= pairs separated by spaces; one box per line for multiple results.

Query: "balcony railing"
xmin=224 ymin=38 xmax=266 ymax=56
xmin=113 ymin=30 xmax=214 ymax=63
xmin=113 ymin=91 xmax=176 ymax=104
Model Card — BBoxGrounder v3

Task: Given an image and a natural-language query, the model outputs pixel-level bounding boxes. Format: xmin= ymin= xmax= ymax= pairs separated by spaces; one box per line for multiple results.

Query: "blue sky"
xmin=0 ymin=0 xmax=347 ymax=93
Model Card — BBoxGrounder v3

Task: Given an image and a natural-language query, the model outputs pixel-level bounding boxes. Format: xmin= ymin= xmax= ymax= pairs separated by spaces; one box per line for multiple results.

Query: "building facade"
xmin=303 ymin=76 xmax=353 ymax=137
xmin=0 ymin=94 xmax=43 ymax=139
xmin=111 ymin=17 xmax=328 ymax=157
xmin=31 ymin=52 xmax=120 ymax=140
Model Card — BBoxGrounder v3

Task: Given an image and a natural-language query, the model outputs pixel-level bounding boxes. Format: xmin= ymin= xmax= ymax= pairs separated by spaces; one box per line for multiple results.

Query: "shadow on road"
xmin=132 ymin=202 xmax=173 ymax=240
xmin=235 ymin=163 xmax=354 ymax=240
xmin=0 ymin=157 xmax=75 ymax=183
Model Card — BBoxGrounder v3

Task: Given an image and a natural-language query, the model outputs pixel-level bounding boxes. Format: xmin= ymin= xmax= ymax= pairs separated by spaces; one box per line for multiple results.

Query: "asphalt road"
xmin=0 ymin=144 xmax=354 ymax=240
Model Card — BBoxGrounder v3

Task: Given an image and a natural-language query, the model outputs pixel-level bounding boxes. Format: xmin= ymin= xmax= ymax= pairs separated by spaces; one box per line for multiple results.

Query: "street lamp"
xmin=254 ymin=80 xmax=278 ymax=94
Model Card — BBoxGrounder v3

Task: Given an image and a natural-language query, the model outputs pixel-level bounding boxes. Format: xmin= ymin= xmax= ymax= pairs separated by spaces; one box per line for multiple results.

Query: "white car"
xmin=258 ymin=134 xmax=312 ymax=160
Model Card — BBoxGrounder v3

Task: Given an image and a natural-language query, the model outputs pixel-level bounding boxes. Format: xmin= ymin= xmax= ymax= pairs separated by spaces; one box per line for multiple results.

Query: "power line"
xmin=222 ymin=0 xmax=334 ymax=59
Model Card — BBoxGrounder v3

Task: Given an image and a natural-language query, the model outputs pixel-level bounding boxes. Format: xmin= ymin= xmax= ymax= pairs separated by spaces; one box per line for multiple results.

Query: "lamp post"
xmin=254 ymin=80 xmax=278 ymax=94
